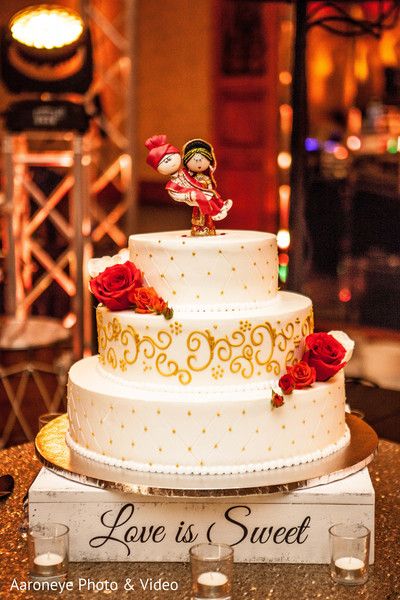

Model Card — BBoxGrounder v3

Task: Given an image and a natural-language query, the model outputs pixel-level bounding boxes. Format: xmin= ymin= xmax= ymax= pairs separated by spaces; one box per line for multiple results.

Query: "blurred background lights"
xmin=279 ymin=184 xmax=291 ymax=203
xmin=279 ymin=103 xmax=293 ymax=133
xmin=346 ymin=136 xmax=361 ymax=151
xmin=278 ymin=251 xmax=289 ymax=284
xmin=324 ymin=140 xmax=338 ymax=153
xmin=281 ymin=20 xmax=293 ymax=34
xmin=387 ymin=138 xmax=398 ymax=154
xmin=278 ymin=264 xmax=288 ymax=283
xmin=338 ymin=288 xmax=352 ymax=303
xmin=279 ymin=252 xmax=289 ymax=266
xmin=305 ymin=137 xmax=319 ymax=152
xmin=277 ymin=229 xmax=290 ymax=250
xmin=277 ymin=151 xmax=292 ymax=169
xmin=10 ymin=6 xmax=84 ymax=50
xmin=347 ymin=107 xmax=362 ymax=135
xmin=62 ymin=312 xmax=77 ymax=329
xmin=278 ymin=184 xmax=290 ymax=229
xmin=333 ymin=146 xmax=349 ymax=160
xmin=279 ymin=70 xmax=292 ymax=85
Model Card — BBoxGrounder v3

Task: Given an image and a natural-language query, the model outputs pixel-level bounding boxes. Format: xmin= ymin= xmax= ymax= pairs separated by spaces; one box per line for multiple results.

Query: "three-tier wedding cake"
xmin=66 ymin=228 xmax=353 ymax=475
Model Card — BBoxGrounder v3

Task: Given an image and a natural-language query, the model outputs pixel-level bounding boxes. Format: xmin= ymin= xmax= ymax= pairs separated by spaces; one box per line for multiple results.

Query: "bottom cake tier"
xmin=67 ymin=356 xmax=349 ymax=475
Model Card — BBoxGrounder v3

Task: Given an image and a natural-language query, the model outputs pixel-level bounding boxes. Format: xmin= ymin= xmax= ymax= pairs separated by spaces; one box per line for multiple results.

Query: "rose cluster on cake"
xmin=88 ymin=255 xmax=173 ymax=319
xmin=273 ymin=330 xmax=354 ymax=407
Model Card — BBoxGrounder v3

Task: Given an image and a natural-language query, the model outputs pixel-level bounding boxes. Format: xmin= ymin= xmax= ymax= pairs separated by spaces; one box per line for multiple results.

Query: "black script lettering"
xmin=89 ymin=503 xmax=167 ymax=557
xmin=175 ymin=521 xmax=198 ymax=544
xmin=297 ymin=516 xmax=311 ymax=544
xmin=249 ymin=526 xmax=273 ymax=544
xmin=125 ymin=523 xmax=165 ymax=545
xmin=285 ymin=526 xmax=299 ymax=544
xmin=90 ymin=503 xmax=134 ymax=556
xmin=207 ymin=507 xmax=311 ymax=548
xmin=153 ymin=526 xmax=167 ymax=543
xmin=223 ymin=505 xmax=251 ymax=546
xmin=272 ymin=526 xmax=287 ymax=544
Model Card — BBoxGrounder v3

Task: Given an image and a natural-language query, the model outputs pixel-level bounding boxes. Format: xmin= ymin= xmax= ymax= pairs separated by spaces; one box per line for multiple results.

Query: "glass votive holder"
xmin=190 ymin=543 xmax=233 ymax=600
xmin=329 ymin=523 xmax=370 ymax=585
xmin=38 ymin=412 xmax=63 ymax=430
xmin=28 ymin=523 xmax=69 ymax=580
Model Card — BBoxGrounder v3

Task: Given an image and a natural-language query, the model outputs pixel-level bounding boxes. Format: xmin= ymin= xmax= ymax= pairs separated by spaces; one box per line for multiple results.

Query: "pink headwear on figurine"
xmin=145 ymin=135 xmax=180 ymax=170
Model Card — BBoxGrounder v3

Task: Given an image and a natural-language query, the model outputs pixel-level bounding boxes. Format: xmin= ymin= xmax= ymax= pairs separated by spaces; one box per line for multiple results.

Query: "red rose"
xmin=130 ymin=287 xmax=173 ymax=319
xmin=279 ymin=373 xmax=295 ymax=394
xmin=287 ymin=361 xmax=316 ymax=389
xmin=271 ymin=392 xmax=285 ymax=408
xmin=90 ymin=262 xmax=142 ymax=310
xmin=303 ymin=332 xmax=346 ymax=381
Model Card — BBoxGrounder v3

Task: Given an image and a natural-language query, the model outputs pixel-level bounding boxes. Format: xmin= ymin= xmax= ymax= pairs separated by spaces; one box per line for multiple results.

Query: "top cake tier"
xmin=129 ymin=230 xmax=278 ymax=311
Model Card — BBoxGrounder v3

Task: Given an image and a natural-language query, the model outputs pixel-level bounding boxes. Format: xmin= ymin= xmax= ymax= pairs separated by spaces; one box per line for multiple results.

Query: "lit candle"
xmin=32 ymin=552 xmax=65 ymax=577
xmin=34 ymin=552 xmax=64 ymax=566
xmin=334 ymin=556 xmax=366 ymax=584
xmin=197 ymin=571 xmax=229 ymax=598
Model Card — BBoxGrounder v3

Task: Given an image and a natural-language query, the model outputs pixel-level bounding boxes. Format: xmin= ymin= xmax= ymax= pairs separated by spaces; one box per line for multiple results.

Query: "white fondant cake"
xmin=67 ymin=230 xmax=350 ymax=474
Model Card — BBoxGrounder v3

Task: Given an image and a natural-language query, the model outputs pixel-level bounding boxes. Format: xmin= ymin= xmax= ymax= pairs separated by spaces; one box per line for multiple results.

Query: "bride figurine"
xmin=145 ymin=135 xmax=232 ymax=236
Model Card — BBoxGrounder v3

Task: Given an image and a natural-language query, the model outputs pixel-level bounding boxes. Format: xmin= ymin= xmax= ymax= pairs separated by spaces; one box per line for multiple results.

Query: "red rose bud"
xmin=89 ymin=262 xmax=142 ymax=311
xmin=278 ymin=373 xmax=295 ymax=394
xmin=303 ymin=332 xmax=346 ymax=381
xmin=287 ymin=361 xmax=316 ymax=389
xmin=271 ymin=392 xmax=285 ymax=408
xmin=162 ymin=306 xmax=174 ymax=320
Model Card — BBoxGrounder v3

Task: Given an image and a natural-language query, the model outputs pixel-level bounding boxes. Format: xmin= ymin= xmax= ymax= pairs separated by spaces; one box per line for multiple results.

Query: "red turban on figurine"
xmin=145 ymin=135 xmax=180 ymax=170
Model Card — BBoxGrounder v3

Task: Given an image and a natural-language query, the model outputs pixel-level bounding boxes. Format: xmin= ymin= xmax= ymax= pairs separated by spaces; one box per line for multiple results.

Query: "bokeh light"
xmin=346 ymin=136 xmax=361 ymax=151
xmin=277 ymin=229 xmax=290 ymax=250
xmin=279 ymin=71 xmax=292 ymax=85
xmin=277 ymin=151 xmax=292 ymax=169
xmin=338 ymin=288 xmax=352 ymax=303
xmin=305 ymin=137 xmax=319 ymax=152
xmin=333 ymin=146 xmax=349 ymax=160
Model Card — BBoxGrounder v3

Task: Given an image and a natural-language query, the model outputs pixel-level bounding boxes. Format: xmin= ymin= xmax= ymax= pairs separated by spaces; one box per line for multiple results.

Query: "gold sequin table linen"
xmin=0 ymin=441 xmax=399 ymax=600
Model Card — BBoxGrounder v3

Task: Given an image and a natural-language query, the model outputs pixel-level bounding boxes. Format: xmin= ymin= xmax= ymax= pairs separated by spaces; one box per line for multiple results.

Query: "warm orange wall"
xmin=137 ymin=0 xmax=213 ymax=181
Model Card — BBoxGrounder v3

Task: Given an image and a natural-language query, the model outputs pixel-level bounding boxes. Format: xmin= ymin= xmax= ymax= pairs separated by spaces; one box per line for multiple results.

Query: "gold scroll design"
xmin=97 ymin=311 xmax=122 ymax=366
xmin=276 ymin=321 xmax=296 ymax=371
xmin=97 ymin=312 xmax=191 ymax=384
xmin=284 ymin=308 xmax=314 ymax=368
xmin=301 ymin=308 xmax=314 ymax=337
xmin=187 ymin=322 xmax=278 ymax=379
xmin=97 ymin=312 xmax=310 ymax=384
xmin=120 ymin=325 xmax=191 ymax=385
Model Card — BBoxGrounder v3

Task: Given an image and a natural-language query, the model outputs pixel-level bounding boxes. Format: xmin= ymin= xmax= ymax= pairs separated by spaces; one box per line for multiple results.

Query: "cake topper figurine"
xmin=145 ymin=135 xmax=232 ymax=236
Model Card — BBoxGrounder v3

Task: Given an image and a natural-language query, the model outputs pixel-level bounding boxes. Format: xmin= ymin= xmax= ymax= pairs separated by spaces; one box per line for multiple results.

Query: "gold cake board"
xmin=35 ymin=414 xmax=378 ymax=498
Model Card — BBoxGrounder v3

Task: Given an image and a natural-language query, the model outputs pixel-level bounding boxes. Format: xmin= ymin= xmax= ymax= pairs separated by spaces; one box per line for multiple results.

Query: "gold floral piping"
xmin=97 ymin=308 xmax=314 ymax=385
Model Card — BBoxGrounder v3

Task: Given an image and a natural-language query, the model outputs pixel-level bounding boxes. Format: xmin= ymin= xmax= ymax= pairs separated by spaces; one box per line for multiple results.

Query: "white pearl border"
xmin=65 ymin=426 xmax=350 ymax=476
xmin=170 ymin=299 xmax=277 ymax=313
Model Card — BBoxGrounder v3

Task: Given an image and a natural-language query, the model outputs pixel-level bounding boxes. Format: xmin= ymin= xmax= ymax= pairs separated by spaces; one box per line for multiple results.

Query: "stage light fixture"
xmin=10 ymin=6 xmax=83 ymax=51
xmin=1 ymin=4 xmax=93 ymax=94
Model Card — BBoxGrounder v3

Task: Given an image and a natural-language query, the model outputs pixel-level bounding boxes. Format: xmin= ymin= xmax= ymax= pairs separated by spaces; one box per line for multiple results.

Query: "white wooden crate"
xmin=29 ymin=468 xmax=375 ymax=563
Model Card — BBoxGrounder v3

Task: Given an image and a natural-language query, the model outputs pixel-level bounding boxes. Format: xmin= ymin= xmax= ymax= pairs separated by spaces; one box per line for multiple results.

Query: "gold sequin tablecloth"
xmin=0 ymin=441 xmax=399 ymax=600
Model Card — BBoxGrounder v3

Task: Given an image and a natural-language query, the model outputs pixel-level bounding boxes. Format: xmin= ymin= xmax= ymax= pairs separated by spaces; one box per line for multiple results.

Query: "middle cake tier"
xmin=97 ymin=291 xmax=314 ymax=387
